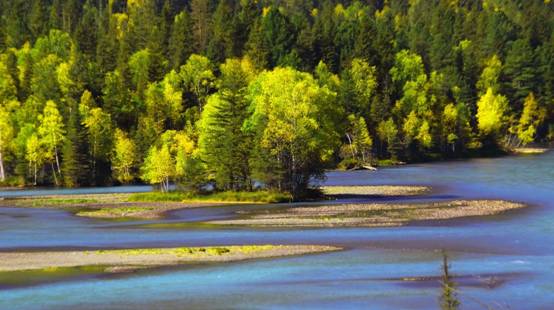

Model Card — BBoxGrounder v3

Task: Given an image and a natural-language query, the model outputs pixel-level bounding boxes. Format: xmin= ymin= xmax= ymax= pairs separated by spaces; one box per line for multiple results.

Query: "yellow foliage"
xmin=476 ymin=88 xmax=508 ymax=135
xmin=262 ymin=7 xmax=270 ymax=17
xmin=334 ymin=4 xmax=345 ymax=16
xmin=311 ymin=8 xmax=318 ymax=17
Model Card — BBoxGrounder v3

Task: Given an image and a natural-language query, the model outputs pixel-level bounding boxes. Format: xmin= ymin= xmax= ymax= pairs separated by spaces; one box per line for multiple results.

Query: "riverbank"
xmin=208 ymin=200 xmax=527 ymax=228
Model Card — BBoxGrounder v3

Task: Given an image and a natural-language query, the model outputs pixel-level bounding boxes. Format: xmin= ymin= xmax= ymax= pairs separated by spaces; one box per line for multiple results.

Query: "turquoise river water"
xmin=0 ymin=151 xmax=553 ymax=309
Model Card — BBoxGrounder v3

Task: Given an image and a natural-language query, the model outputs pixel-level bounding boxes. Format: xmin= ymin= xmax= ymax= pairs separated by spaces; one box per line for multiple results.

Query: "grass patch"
xmin=128 ymin=191 xmax=292 ymax=204
xmin=376 ymin=159 xmax=405 ymax=167
xmin=76 ymin=206 xmax=154 ymax=218
xmin=8 ymin=198 xmax=100 ymax=208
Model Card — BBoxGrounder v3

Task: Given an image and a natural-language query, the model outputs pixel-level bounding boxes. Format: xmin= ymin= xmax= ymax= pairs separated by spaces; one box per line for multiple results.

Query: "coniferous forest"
xmin=0 ymin=0 xmax=553 ymax=197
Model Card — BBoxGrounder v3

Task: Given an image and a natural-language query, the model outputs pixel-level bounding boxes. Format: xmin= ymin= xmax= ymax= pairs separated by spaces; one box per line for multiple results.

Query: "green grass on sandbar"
xmin=75 ymin=206 xmax=154 ymax=218
xmin=128 ymin=191 xmax=292 ymax=204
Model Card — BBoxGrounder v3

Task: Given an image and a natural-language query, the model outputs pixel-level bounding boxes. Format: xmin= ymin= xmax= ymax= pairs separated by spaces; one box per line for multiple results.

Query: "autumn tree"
xmin=112 ymin=129 xmax=137 ymax=184
xmin=141 ymin=143 xmax=174 ymax=192
xmin=26 ymin=133 xmax=43 ymax=185
xmin=476 ymin=88 xmax=509 ymax=144
xmin=38 ymin=100 xmax=65 ymax=185
xmin=516 ymin=93 xmax=545 ymax=145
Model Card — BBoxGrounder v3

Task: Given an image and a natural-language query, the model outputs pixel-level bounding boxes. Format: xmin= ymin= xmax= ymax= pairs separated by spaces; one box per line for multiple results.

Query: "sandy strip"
xmin=72 ymin=202 xmax=219 ymax=219
xmin=322 ymin=185 xmax=431 ymax=196
xmin=512 ymin=147 xmax=549 ymax=154
xmin=210 ymin=200 xmax=527 ymax=228
xmin=0 ymin=245 xmax=340 ymax=272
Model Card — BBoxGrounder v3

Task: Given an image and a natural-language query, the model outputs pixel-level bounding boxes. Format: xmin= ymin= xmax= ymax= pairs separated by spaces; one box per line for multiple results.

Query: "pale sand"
xmin=0 ymin=245 xmax=340 ymax=272
xmin=322 ymin=185 xmax=431 ymax=196
xmin=512 ymin=147 xmax=549 ymax=154
xmin=210 ymin=200 xmax=527 ymax=228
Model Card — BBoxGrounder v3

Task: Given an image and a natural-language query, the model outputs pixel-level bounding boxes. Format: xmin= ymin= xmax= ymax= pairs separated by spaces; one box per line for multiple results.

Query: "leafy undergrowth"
xmin=128 ymin=191 xmax=292 ymax=204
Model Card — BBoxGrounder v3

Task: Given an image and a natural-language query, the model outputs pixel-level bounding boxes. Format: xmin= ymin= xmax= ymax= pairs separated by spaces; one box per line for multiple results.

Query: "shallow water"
xmin=0 ymin=152 xmax=553 ymax=309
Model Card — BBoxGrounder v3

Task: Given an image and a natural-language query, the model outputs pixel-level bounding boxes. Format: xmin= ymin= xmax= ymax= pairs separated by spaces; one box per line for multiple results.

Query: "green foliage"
xmin=37 ymin=100 xmax=65 ymax=185
xmin=25 ymin=133 xmax=42 ymax=185
xmin=0 ymin=105 xmax=15 ymax=181
xmin=112 ymin=129 xmax=137 ymax=184
xmin=141 ymin=143 xmax=175 ymax=192
xmin=377 ymin=118 xmax=399 ymax=159
xmin=179 ymin=54 xmax=215 ymax=110
xmin=0 ymin=0 xmax=553 ymax=188
xmin=390 ymin=50 xmax=425 ymax=87
xmin=128 ymin=190 xmax=291 ymax=203
xmin=198 ymin=58 xmax=255 ymax=191
xmin=477 ymin=55 xmax=502 ymax=95
xmin=341 ymin=114 xmax=373 ymax=167
xmin=477 ymin=88 xmax=509 ymax=137
xmin=341 ymin=58 xmax=377 ymax=115
xmin=517 ymin=93 xmax=545 ymax=145
xmin=128 ymin=49 xmax=152 ymax=96
xmin=169 ymin=11 xmax=193 ymax=69
xmin=246 ymin=67 xmax=341 ymax=197
xmin=61 ymin=101 xmax=86 ymax=188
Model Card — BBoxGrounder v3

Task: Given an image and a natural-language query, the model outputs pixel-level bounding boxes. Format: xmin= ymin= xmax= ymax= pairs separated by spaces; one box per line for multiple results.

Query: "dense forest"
xmin=0 ymin=0 xmax=553 ymax=196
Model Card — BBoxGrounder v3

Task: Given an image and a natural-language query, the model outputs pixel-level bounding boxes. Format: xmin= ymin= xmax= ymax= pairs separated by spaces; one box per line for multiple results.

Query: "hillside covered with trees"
xmin=0 ymin=0 xmax=553 ymax=197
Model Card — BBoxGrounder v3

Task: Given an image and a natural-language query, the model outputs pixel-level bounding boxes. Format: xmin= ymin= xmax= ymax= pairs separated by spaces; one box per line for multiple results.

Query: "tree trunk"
xmin=55 ymin=148 xmax=62 ymax=176
xmin=33 ymin=162 xmax=37 ymax=186
xmin=0 ymin=151 xmax=5 ymax=182
xmin=51 ymin=162 xmax=58 ymax=186
xmin=345 ymin=133 xmax=357 ymax=161
xmin=291 ymin=147 xmax=296 ymax=199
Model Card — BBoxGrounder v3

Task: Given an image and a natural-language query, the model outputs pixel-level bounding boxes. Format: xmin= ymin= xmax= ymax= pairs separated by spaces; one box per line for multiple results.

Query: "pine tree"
xmin=168 ymin=11 xmax=193 ymax=69
xmin=503 ymin=39 xmax=540 ymax=108
xmin=207 ymin=0 xmax=235 ymax=64
xmin=190 ymin=0 xmax=211 ymax=54
xmin=61 ymin=107 xmax=79 ymax=187
xmin=198 ymin=58 xmax=255 ymax=190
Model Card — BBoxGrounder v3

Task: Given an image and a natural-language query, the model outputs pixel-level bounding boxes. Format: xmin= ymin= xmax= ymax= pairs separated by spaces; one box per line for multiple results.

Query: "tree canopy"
xmin=0 ymin=0 xmax=553 ymax=195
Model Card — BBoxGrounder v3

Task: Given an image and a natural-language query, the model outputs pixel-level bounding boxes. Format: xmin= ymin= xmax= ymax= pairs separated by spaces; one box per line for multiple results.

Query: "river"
xmin=0 ymin=151 xmax=553 ymax=309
